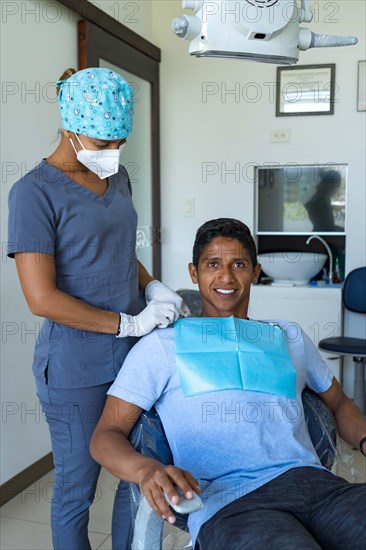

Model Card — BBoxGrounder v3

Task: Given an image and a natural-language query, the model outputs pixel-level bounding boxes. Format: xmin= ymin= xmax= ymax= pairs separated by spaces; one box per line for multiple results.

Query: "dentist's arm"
xmin=138 ymin=261 xmax=154 ymax=290
xmin=90 ymin=395 xmax=201 ymax=522
xmin=15 ymin=253 xmax=179 ymax=335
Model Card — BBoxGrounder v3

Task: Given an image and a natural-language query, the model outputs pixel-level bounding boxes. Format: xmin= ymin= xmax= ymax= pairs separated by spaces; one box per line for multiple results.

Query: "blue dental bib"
xmin=174 ymin=317 xmax=296 ymax=399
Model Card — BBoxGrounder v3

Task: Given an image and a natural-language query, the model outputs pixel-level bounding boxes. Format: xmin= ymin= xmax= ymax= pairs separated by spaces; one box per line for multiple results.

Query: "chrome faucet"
xmin=306 ymin=235 xmax=333 ymax=284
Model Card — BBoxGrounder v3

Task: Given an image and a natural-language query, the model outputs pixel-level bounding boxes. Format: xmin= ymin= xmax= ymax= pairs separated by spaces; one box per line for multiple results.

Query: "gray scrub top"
xmin=8 ymin=160 xmax=143 ymax=389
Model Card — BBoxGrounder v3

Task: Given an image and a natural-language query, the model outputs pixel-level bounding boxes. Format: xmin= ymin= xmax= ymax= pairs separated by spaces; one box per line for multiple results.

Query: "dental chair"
xmin=128 ymin=289 xmax=338 ymax=550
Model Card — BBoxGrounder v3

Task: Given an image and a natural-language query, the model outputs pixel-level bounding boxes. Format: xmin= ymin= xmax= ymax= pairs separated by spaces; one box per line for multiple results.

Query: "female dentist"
xmin=7 ymin=67 xmax=186 ymax=549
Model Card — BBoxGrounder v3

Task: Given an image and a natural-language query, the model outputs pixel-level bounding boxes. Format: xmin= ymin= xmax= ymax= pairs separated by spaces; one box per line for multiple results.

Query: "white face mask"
xmin=69 ymin=134 xmax=125 ymax=180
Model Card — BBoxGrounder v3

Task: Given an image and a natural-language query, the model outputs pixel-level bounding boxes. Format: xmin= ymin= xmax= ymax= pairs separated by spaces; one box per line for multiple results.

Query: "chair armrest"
xmin=131 ymin=495 xmax=165 ymax=550
xmin=129 ymin=409 xmax=189 ymax=533
xmin=302 ymin=388 xmax=337 ymax=470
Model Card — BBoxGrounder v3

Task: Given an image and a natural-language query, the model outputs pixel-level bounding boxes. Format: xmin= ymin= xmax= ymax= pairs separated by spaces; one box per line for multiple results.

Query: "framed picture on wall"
xmin=357 ymin=60 xmax=366 ymax=112
xmin=276 ymin=64 xmax=336 ymax=116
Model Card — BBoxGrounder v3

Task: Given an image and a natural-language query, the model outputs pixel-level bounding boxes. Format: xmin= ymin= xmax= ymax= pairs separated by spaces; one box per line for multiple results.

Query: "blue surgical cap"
xmin=57 ymin=68 xmax=134 ymax=140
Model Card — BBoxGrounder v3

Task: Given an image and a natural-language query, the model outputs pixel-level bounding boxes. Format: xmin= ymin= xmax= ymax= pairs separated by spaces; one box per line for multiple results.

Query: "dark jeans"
xmin=196 ymin=467 xmax=366 ymax=550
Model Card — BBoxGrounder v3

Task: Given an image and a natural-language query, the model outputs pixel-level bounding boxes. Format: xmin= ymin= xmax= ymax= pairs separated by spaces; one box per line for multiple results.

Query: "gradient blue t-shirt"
xmin=108 ymin=320 xmax=333 ymax=544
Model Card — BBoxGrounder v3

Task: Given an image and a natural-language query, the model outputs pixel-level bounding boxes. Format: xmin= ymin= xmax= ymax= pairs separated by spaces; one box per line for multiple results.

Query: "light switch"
xmin=184 ymin=198 xmax=195 ymax=217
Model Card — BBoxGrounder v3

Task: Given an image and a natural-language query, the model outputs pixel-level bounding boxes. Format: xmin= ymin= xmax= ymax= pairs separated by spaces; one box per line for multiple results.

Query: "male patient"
xmin=91 ymin=218 xmax=366 ymax=550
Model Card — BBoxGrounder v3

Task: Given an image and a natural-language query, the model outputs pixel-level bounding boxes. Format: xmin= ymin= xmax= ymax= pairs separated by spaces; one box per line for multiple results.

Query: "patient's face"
xmin=189 ymin=237 xmax=261 ymax=318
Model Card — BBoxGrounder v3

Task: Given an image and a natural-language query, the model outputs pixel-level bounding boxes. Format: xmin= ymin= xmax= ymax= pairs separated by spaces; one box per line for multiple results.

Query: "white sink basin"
xmin=258 ymin=252 xmax=327 ymax=285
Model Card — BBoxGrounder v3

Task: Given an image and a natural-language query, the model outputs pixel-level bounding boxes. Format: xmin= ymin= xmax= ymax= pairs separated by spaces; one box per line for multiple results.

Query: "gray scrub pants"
xmin=37 ymin=382 xmax=131 ymax=550
xmin=196 ymin=467 xmax=366 ymax=550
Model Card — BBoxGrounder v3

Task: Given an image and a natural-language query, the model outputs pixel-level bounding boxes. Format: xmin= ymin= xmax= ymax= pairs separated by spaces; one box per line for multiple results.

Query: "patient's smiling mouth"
xmin=215 ymin=288 xmax=236 ymax=296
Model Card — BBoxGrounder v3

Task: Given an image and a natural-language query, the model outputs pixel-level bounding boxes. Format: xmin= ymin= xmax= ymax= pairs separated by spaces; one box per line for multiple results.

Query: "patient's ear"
xmin=252 ymin=263 xmax=261 ymax=284
xmin=188 ymin=262 xmax=198 ymax=284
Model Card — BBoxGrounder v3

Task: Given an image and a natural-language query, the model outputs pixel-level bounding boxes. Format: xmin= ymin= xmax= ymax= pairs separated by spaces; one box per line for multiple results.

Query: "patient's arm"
xmin=319 ymin=378 xmax=366 ymax=453
xmin=90 ymin=395 xmax=201 ymax=523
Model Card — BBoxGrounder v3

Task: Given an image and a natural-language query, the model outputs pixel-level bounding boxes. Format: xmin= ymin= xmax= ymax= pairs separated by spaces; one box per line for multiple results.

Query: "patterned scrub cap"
xmin=57 ymin=68 xmax=134 ymax=140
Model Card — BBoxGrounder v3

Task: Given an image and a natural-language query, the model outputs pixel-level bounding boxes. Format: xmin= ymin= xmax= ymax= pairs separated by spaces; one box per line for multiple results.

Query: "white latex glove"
xmin=145 ymin=280 xmax=191 ymax=317
xmin=116 ymin=299 xmax=179 ymax=338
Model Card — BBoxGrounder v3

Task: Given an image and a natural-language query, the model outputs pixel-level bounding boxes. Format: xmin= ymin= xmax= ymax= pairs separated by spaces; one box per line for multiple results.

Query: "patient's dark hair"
xmin=192 ymin=218 xmax=257 ymax=268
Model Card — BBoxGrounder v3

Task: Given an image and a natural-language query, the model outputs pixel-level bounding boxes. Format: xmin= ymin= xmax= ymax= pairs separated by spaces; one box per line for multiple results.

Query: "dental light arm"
xmin=172 ymin=0 xmax=358 ymax=65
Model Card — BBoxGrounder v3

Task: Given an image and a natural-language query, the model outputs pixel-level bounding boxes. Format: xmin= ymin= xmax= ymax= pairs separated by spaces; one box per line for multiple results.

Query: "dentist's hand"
xmin=116 ymin=299 xmax=179 ymax=338
xmin=145 ymin=280 xmax=191 ymax=317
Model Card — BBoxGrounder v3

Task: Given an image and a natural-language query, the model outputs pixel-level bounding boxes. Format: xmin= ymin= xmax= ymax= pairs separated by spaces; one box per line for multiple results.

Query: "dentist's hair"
xmin=192 ymin=218 xmax=257 ymax=268
xmin=56 ymin=68 xmax=76 ymax=96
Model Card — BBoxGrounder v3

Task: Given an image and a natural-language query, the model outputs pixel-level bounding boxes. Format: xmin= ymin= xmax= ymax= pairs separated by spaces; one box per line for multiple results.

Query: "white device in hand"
xmin=164 ymin=489 xmax=203 ymax=514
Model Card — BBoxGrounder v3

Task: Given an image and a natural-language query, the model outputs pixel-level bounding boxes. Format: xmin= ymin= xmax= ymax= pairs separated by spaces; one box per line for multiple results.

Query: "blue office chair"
xmin=318 ymin=267 xmax=366 ymax=414
xmin=127 ymin=289 xmax=337 ymax=550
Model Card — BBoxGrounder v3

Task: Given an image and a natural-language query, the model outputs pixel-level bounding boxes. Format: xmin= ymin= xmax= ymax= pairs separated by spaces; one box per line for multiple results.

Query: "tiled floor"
xmin=0 ymin=468 xmax=115 ymax=550
xmin=1 ymin=442 xmax=365 ymax=550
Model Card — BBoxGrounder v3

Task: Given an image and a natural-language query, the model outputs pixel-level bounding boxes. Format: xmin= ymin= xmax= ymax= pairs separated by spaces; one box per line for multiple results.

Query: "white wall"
xmin=0 ymin=1 xmax=80 ymax=485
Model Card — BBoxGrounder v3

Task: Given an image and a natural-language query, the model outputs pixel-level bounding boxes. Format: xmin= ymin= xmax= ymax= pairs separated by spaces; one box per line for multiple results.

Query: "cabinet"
xmin=248 ymin=285 xmax=343 ymax=380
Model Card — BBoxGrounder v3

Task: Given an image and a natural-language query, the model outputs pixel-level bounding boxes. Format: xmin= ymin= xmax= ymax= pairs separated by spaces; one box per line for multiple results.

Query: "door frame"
xmin=58 ymin=0 xmax=161 ymax=277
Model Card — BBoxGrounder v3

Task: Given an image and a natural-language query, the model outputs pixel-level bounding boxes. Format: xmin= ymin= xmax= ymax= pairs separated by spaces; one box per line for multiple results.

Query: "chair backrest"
xmin=342 ymin=267 xmax=366 ymax=313
xmin=176 ymin=288 xmax=202 ymax=316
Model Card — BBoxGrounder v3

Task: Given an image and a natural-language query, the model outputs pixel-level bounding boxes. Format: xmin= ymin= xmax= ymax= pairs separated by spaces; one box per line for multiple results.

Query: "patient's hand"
xmin=137 ymin=462 xmax=201 ymax=524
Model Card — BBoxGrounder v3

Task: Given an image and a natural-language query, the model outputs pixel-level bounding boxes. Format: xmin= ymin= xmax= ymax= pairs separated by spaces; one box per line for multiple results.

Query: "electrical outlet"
xmin=270 ymin=129 xmax=291 ymax=142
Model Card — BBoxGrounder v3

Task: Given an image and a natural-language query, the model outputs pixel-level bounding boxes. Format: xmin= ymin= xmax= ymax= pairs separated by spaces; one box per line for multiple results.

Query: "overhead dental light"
xmin=172 ymin=0 xmax=358 ymax=65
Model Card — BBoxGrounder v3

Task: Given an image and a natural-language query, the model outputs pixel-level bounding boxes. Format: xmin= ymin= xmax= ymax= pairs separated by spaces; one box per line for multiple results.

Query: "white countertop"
xmin=254 ymin=283 xmax=343 ymax=290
